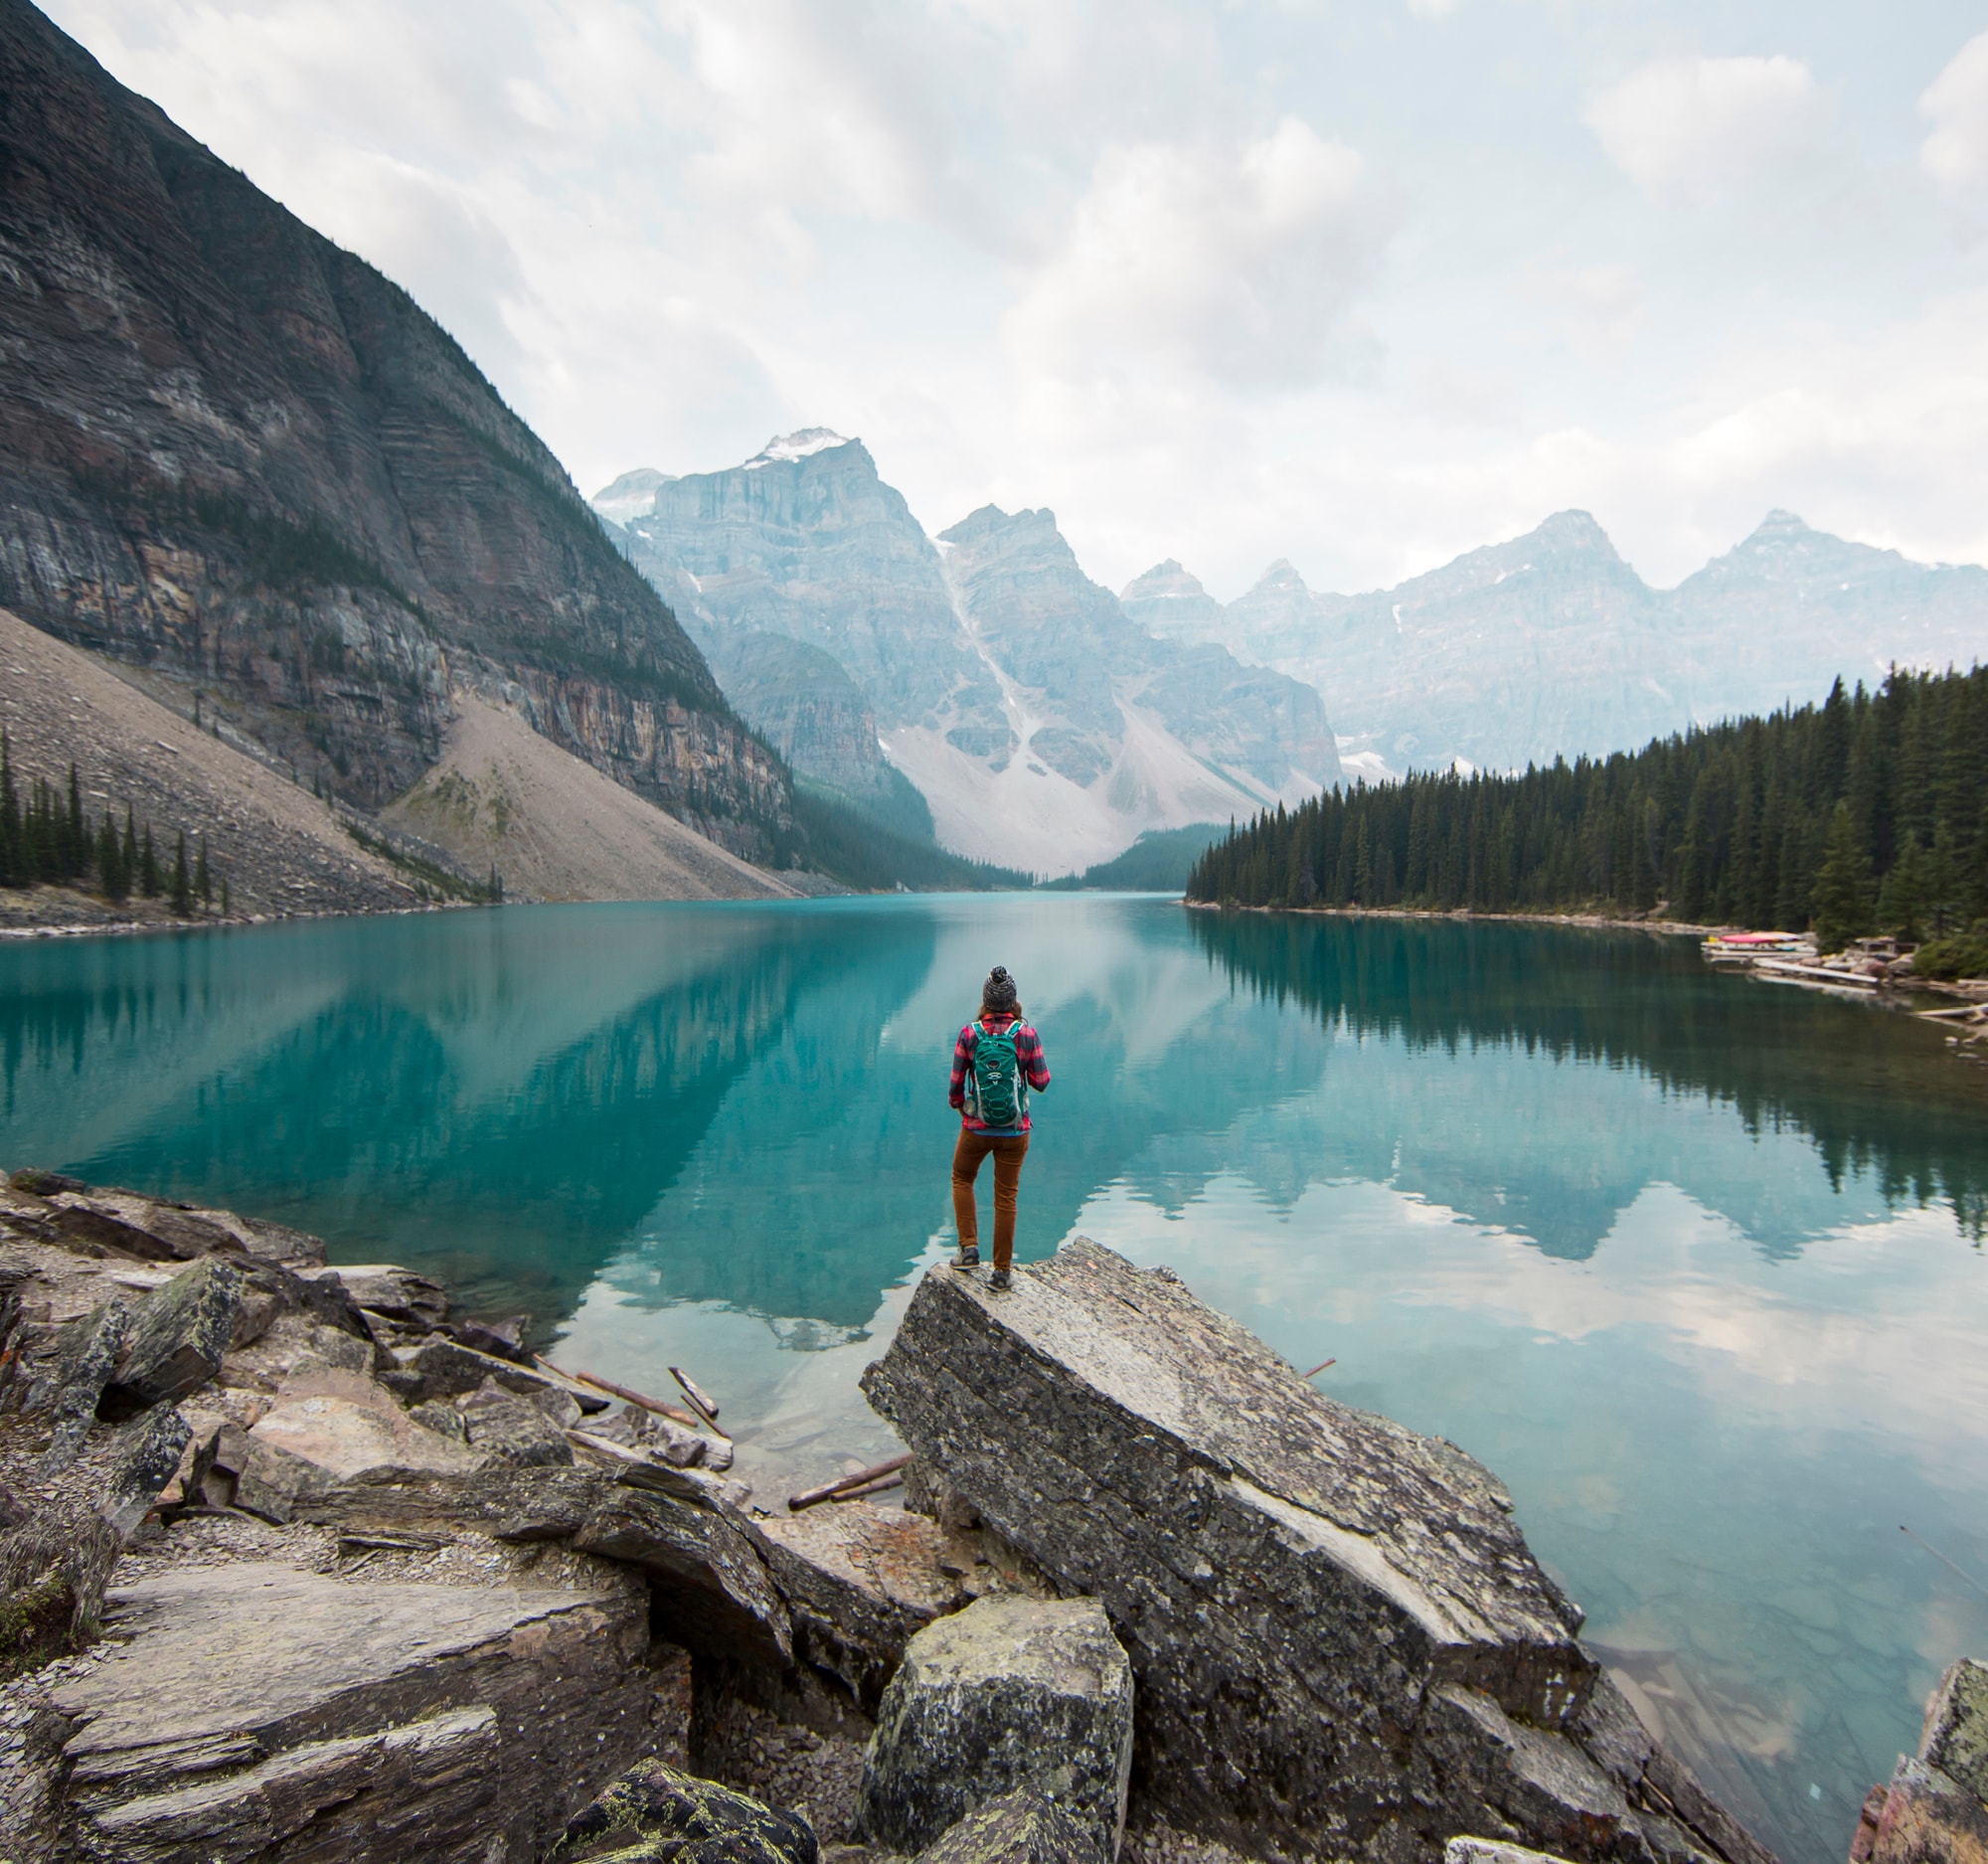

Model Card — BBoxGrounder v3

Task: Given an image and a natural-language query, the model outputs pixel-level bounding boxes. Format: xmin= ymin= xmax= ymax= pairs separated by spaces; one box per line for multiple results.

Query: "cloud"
xmin=1584 ymin=55 xmax=1832 ymax=210
xmin=1005 ymin=116 xmax=1393 ymax=391
xmin=1921 ymin=31 xmax=1988 ymax=212
xmin=1404 ymin=0 xmax=1458 ymax=17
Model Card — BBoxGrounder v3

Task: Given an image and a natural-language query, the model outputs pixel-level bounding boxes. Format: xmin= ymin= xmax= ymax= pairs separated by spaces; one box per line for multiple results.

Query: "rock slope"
xmin=0 ymin=606 xmax=418 ymax=922
xmin=0 ymin=0 xmax=790 ymax=860
xmin=863 ymin=1240 xmax=1776 ymax=1864
xmin=382 ymin=695 xmax=800 ymax=904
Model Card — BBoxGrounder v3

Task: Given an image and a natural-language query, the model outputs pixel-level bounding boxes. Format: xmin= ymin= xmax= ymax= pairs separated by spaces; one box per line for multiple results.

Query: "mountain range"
xmin=1122 ymin=511 xmax=1988 ymax=777
xmin=599 ymin=436 xmax=1340 ymax=875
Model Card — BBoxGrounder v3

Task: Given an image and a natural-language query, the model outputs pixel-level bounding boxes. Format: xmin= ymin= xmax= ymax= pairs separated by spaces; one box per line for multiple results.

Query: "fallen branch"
xmin=787 ymin=1451 xmax=914 ymax=1513
xmin=670 ymin=1365 xmax=721 ymax=1422
xmin=1301 ymin=1358 xmax=1337 ymax=1379
xmin=832 ymin=1472 xmax=905 ymax=1502
xmin=537 ymin=1356 xmax=720 ymax=1437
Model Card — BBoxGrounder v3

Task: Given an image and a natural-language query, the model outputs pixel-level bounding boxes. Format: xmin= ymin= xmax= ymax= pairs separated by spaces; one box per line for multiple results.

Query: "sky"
xmin=44 ymin=0 xmax=1988 ymax=598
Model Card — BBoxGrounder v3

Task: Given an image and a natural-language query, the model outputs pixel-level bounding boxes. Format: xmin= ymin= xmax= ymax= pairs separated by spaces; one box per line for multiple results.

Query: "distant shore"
xmin=1180 ymin=897 xmax=1721 ymax=936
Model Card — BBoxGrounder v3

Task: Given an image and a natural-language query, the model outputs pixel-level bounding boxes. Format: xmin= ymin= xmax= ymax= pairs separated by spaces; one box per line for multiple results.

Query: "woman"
xmin=946 ymin=964 xmax=1051 ymax=1291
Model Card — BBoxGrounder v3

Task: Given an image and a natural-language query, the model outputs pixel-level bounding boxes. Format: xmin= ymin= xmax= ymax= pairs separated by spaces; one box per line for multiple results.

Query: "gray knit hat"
xmin=981 ymin=965 xmax=1019 ymax=1013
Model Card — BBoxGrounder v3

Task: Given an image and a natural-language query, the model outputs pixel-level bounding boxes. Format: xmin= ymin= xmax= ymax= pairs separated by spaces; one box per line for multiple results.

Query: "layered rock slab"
xmin=859 ymin=1594 xmax=1133 ymax=1859
xmin=862 ymin=1241 xmax=1766 ymax=1864
xmin=50 ymin=1561 xmax=655 ymax=1862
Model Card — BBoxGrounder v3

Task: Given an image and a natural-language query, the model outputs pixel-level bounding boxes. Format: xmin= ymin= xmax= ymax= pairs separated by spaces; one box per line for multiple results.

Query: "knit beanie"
xmin=981 ymin=965 xmax=1019 ymax=1014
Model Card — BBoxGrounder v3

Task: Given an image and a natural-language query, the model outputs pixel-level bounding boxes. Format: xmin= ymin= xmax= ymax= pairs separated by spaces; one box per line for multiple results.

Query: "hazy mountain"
xmin=599 ymin=437 xmax=1339 ymax=876
xmin=1119 ymin=560 xmax=1226 ymax=638
xmin=0 ymin=0 xmax=789 ymax=859
xmin=1143 ymin=510 xmax=1988 ymax=775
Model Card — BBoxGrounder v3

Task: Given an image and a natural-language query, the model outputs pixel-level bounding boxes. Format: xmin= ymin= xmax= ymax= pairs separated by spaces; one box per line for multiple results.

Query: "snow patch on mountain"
xmin=743 ymin=428 xmax=851 ymax=468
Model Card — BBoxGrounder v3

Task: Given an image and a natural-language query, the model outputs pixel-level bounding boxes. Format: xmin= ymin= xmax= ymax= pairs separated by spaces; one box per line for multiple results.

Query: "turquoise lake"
xmin=4 ymin=894 xmax=1987 ymax=1864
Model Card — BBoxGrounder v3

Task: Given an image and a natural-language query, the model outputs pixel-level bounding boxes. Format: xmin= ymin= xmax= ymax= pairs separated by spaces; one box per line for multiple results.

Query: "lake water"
xmin=5 ymin=895 xmax=1987 ymax=1864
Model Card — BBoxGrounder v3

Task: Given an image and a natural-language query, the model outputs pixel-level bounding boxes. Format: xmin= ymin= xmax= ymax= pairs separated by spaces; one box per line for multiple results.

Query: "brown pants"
xmin=951 ymin=1129 xmax=1029 ymax=1271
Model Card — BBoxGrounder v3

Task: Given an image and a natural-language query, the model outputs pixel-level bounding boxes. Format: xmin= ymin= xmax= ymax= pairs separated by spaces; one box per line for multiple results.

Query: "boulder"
xmin=550 ymin=1758 xmax=819 ymax=1863
xmin=573 ymin=1484 xmax=792 ymax=1668
xmin=0 ymin=1514 xmax=120 ymax=1679
xmin=51 ymin=1561 xmax=655 ymax=1862
xmin=404 ymin=1336 xmax=597 ymax=1408
xmin=862 ymin=1242 xmax=1764 ymax=1864
xmin=758 ymin=1500 xmax=978 ymax=1710
xmin=1922 ymin=1659 xmax=1988 ymax=1801
xmin=186 ymin=1422 xmax=333 ymax=1523
xmin=1447 ymin=1843 xmax=1578 ymax=1864
xmin=247 ymin=1362 xmax=479 ymax=1480
xmin=3 ymin=1177 xmax=325 ymax=1267
xmin=859 ymin=1594 xmax=1133 ymax=1860
xmin=101 ymin=1257 xmax=245 ymax=1415
xmin=1851 ymin=1760 xmax=1988 ymax=1864
xmin=25 ymin=1296 xmax=129 ymax=1474
xmin=314 ymin=1263 xmax=450 ymax=1328
xmin=97 ymin=1403 xmax=193 ymax=1537
xmin=913 ymin=1790 xmax=1109 ymax=1864
xmin=461 ymin=1380 xmax=577 ymax=1467
xmin=453 ymin=1313 xmax=530 ymax=1362
xmin=1850 ymin=1656 xmax=1988 ymax=1864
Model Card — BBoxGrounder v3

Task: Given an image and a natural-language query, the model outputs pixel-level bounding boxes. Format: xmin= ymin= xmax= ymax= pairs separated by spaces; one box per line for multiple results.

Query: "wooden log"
xmin=537 ymin=1357 xmax=720 ymax=1437
xmin=832 ymin=1473 xmax=905 ymax=1502
xmin=786 ymin=1451 xmax=914 ymax=1513
xmin=669 ymin=1366 xmax=721 ymax=1424
xmin=1301 ymin=1358 xmax=1337 ymax=1379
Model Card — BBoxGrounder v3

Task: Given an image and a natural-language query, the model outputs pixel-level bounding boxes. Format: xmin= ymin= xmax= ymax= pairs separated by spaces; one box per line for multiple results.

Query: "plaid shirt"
xmin=949 ymin=1015 xmax=1051 ymax=1133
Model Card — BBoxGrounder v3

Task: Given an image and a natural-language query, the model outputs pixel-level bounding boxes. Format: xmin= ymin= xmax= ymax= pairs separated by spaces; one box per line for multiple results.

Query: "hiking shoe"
xmin=989 ymin=1269 xmax=1012 ymax=1291
xmin=952 ymin=1246 xmax=980 ymax=1271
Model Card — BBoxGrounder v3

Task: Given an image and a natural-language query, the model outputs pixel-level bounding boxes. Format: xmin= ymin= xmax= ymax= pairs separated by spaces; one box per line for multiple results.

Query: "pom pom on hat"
xmin=982 ymin=964 xmax=1019 ymax=1012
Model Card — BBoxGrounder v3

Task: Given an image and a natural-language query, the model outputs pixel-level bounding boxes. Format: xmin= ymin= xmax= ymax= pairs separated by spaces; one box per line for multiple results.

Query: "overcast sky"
xmin=46 ymin=0 xmax=1988 ymax=597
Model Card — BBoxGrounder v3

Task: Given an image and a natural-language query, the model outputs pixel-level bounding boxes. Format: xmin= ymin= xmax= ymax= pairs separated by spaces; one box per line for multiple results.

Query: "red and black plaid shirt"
xmin=948 ymin=1014 xmax=1051 ymax=1133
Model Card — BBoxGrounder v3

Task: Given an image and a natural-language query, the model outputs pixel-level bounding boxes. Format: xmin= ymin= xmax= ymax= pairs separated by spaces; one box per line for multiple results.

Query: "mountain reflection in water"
xmin=3 ymin=895 xmax=1985 ymax=1864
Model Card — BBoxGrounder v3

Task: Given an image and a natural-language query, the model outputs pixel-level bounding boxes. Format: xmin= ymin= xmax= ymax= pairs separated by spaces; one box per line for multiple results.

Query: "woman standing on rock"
xmin=948 ymin=965 xmax=1051 ymax=1291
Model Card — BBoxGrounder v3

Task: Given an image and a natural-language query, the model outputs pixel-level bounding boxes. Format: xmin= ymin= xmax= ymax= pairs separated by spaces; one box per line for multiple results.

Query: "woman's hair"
xmin=980 ymin=964 xmax=1020 ymax=1017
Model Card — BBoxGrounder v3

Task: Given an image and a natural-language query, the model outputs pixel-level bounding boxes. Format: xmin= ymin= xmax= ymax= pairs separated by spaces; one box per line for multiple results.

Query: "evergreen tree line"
xmin=0 ymin=732 xmax=225 ymax=916
xmin=1187 ymin=666 xmax=1988 ymax=951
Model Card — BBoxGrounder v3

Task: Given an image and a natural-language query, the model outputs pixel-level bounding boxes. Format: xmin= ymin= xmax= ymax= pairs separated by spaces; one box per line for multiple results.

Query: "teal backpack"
xmin=969 ymin=1023 xmax=1026 ymax=1128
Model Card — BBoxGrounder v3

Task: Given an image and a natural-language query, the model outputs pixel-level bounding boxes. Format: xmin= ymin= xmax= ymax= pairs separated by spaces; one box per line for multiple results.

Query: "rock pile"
xmin=863 ymin=1238 xmax=1778 ymax=1864
xmin=0 ymin=1184 xmax=1817 ymax=1864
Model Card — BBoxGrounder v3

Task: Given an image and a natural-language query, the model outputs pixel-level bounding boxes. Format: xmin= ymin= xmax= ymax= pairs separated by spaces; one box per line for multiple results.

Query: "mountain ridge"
xmin=600 ymin=436 xmax=1339 ymax=876
xmin=1127 ymin=507 xmax=1988 ymax=775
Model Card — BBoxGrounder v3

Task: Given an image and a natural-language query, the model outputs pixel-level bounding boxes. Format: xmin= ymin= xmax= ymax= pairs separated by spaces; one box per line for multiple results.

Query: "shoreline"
xmin=0 ymin=1167 xmax=1815 ymax=1864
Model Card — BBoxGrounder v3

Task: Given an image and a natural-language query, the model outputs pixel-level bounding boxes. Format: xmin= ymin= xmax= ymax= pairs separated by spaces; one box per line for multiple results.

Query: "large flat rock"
xmin=862 ymin=1240 xmax=1769 ymax=1864
xmin=51 ymin=1561 xmax=656 ymax=1862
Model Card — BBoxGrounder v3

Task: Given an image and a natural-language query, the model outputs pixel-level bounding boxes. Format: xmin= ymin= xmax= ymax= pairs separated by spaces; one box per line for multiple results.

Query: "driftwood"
xmin=1301 ymin=1357 xmax=1337 ymax=1379
xmin=669 ymin=1365 xmax=721 ymax=1422
xmin=536 ymin=1356 xmax=718 ymax=1437
xmin=787 ymin=1451 xmax=913 ymax=1513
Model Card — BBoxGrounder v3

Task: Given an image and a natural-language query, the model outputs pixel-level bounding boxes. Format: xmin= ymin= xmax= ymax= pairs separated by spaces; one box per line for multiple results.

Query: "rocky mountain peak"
xmin=1120 ymin=559 xmax=1225 ymax=641
xmin=1249 ymin=559 xmax=1312 ymax=594
xmin=590 ymin=466 xmax=676 ymax=526
xmin=742 ymin=428 xmax=855 ymax=469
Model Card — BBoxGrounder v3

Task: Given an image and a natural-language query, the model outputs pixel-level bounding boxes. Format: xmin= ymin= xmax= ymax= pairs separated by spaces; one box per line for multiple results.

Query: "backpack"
xmin=968 ymin=1022 xmax=1026 ymax=1128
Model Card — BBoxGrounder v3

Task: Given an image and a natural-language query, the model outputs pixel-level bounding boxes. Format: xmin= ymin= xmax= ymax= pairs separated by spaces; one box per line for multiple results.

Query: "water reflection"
xmin=5 ymin=898 xmax=1988 ymax=1864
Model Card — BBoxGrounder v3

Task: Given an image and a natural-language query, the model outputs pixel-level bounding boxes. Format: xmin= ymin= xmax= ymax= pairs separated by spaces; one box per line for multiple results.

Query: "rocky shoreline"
xmin=2 ymin=1170 xmax=1979 ymax=1864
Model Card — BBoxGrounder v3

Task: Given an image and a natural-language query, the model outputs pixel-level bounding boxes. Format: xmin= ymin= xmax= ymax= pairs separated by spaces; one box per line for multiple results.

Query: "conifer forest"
xmin=1187 ymin=667 xmax=1988 ymax=953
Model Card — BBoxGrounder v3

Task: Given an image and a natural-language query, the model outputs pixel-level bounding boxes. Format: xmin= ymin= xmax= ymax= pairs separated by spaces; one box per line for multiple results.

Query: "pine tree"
xmin=66 ymin=765 xmax=83 ymax=879
xmin=140 ymin=824 xmax=160 ymax=897
xmin=97 ymin=809 xmax=126 ymax=901
xmin=1878 ymin=835 xmax=1930 ymax=942
xmin=171 ymin=831 xmax=192 ymax=917
xmin=122 ymin=806 xmax=138 ymax=888
xmin=221 ymin=877 xmax=231 ymax=918
xmin=196 ymin=837 xmax=212 ymax=910
xmin=0 ymin=728 xmax=17 ymax=888
xmin=1810 ymin=801 xmax=1875 ymax=951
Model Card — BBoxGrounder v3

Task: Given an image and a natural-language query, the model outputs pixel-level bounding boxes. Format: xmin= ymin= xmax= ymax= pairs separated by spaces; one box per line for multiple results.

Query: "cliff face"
xmin=0 ymin=0 xmax=790 ymax=856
